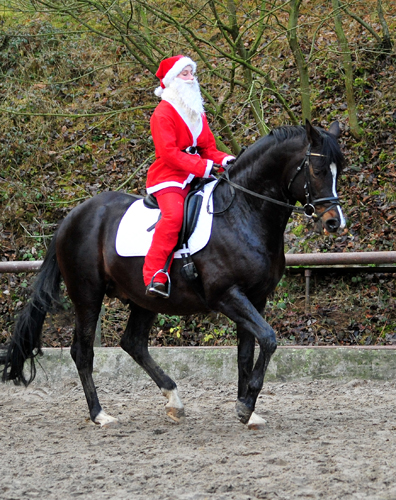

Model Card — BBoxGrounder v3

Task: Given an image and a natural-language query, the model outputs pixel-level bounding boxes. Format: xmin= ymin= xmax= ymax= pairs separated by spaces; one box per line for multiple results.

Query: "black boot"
xmin=146 ymin=282 xmax=169 ymax=298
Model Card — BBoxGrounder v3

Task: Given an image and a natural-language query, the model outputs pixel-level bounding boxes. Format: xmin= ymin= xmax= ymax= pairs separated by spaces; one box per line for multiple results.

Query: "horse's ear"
xmin=305 ymin=119 xmax=321 ymax=147
xmin=328 ymin=121 xmax=340 ymax=138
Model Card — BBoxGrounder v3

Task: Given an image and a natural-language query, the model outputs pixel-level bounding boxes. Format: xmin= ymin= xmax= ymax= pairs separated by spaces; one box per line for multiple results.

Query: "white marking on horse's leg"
xmin=162 ymin=388 xmax=185 ymax=423
xmin=330 ymin=162 xmax=346 ymax=229
xmin=94 ymin=410 xmax=118 ymax=427
xmin=247 ymin=411 xmax=267 ymax=431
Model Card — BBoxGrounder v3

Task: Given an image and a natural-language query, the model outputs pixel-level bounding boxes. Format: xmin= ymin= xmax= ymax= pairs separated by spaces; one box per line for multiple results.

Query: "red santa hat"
xmin=154 ymin=55 xmax=197 ymax=97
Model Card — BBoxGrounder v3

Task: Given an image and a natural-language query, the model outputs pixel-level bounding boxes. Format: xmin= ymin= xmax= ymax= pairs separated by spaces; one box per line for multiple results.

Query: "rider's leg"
xmin=143 ymin=189 xmax=185 ymax=286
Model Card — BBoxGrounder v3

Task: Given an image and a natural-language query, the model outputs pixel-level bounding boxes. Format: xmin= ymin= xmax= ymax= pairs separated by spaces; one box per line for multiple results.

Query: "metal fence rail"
xmin=285 ymin=251 xmax=396 ymax=267
xmin=0 ymin=261 xmax=42 ymax=273
xmin=1 ymin=252 xmax=396 ymax=315
xmin=2 ymin=251 xmax=396 ymax=273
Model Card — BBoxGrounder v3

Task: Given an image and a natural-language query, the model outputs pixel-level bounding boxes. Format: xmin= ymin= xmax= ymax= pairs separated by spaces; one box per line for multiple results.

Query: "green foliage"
xmin=151 ymin=314 xmax=237 ymax=346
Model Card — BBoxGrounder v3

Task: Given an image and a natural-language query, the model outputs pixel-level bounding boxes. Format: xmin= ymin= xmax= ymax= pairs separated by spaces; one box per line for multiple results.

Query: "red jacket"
xmin=146 ymin=100 xmax=232 ymax=194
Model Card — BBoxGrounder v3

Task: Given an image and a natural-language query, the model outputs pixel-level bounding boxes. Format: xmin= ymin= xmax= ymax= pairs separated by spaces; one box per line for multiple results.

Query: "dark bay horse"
xmin=2 ymin=120 xmax=345 ymax=429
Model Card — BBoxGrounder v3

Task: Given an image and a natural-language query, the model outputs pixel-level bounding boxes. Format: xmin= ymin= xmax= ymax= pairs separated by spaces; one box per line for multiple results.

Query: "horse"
xmin=2 ymin=120 xmax=345 ymax=430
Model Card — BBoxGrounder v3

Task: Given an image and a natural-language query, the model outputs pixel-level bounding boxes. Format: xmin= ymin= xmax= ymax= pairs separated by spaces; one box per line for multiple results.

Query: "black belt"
xmin=183 ymin=146 xmax=198 ymax=155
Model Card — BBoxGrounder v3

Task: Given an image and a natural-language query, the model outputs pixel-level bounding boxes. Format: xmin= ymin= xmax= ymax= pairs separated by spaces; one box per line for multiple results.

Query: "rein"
xmin=208 ymin=144 xmax=341 ymax=220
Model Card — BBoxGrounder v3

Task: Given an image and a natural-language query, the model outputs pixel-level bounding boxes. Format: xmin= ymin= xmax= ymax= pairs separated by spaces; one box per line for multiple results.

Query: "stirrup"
xmin=147 ymin=270 xmax=171 ymax=299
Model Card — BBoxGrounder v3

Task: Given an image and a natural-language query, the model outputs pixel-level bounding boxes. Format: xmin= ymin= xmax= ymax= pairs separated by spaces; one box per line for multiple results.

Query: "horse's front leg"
xmin=237 ymin=327 xmax=267 ymax=429
xmin=217 ymin=286 xmax=277 ymax=428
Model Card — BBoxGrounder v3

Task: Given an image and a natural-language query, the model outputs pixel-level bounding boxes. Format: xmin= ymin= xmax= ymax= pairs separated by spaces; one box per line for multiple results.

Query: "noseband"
xmin=210 ymin=144 xmax=341 ymax=220
xmin=286 ymin=144 xmax=341 ymax=219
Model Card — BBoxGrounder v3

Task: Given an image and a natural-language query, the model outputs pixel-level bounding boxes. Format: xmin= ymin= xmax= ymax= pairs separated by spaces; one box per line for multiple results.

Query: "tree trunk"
xmin=287 ymin=0 xmax=311 ymax=122
xmin=332 ymin=0 xmax=362 ymax=139
xmin=377 ymin=0 xmax=393 ymax=52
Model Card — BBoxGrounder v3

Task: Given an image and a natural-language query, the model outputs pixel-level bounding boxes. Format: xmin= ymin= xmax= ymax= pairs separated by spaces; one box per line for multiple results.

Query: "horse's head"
xmin=289 ymin=120 xmax=346 ymax=233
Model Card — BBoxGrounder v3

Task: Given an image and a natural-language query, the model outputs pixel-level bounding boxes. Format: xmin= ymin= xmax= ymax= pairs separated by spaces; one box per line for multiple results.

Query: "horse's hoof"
xmin=166 ymin=406 xmax=186 ymax=423
xmin=94 ymin=410 xmax=119 ymax=427
xmin=235 ymin=400 xmax=253 ymax=425
xmin=163 ymin=388 xmax=185 ymax=423
xmin=247 ymin=412 xmax=267 ymax=431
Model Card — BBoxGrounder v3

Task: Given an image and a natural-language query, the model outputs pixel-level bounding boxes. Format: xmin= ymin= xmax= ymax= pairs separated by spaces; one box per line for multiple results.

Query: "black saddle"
xmin=143 ymin=178 xmax=214 ymax=250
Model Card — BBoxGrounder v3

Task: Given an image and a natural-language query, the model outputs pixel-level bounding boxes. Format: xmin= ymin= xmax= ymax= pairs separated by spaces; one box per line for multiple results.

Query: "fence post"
xmin=305 ymin=269 xmax=312 ymax=314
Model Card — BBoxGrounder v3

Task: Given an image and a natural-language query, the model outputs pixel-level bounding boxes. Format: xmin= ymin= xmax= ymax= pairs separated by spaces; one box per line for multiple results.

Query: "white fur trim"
xmin=147 ymin=174 xmax=195 ymax=194
xmin=204 ymin=160 xmax=213 ymax=178
xmin=162 ymin=57 xmax=197 ymax=88
xmin=154 ymin=86 xmax=164 ymax=97
xmin=222 ymin=155 xmax=235 ymax=166
xmin=147 ymin=181 xmax=185 ymax=194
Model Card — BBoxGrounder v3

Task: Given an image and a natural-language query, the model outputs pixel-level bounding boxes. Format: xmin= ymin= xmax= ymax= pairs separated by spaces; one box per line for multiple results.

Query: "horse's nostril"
xmin=325 ymin=218 xmax=340 ymax=232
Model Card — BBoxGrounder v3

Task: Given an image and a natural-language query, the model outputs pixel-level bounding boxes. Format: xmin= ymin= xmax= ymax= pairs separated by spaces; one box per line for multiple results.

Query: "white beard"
xmin=162 ymin=78 xmax=204 ymax=124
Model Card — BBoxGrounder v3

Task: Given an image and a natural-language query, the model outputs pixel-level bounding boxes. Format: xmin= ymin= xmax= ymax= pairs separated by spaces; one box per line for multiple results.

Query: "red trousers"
xmin=143 ymin=188 xmax=188 ymax=286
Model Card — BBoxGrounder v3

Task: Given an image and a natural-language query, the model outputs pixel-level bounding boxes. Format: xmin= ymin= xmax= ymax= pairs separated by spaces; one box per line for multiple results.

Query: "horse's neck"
xmin=231 ymin=150 xmax=289 ymax=204
xmin=226 ymin=146 xmax=295 ymax=234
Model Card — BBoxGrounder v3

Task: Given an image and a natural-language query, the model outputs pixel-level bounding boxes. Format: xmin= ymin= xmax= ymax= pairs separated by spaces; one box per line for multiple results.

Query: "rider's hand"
xmin=225 ymin=158 xmax=236 ymax=168
xmin=210 ymin=163 xmax=222 ymax=175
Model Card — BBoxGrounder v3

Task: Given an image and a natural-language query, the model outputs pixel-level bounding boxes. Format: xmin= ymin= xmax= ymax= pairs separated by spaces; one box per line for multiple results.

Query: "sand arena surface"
xmin=1 ymin=377 xmax=396 ymax=499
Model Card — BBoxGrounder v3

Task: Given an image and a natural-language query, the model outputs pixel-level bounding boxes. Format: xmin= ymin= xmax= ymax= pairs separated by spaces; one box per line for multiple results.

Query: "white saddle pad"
xmin=115 ymin=180 xmax=216 ymax=258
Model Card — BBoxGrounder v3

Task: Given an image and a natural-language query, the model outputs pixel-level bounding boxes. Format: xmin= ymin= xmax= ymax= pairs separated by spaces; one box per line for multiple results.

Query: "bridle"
xmin=286 ymin=144 xmax=341 ymax=218
xmin=208 ymin=144 xmax=341 ymax=220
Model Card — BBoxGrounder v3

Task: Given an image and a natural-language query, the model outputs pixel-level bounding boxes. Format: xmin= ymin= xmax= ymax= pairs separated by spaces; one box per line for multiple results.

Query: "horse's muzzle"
xmin=319 ymin=204 xmax=345 ymax=233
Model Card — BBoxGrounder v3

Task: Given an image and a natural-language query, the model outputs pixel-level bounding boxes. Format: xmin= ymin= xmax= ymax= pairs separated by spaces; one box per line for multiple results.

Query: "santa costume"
xmin=143 ymin=54 xmax=234 ymax=297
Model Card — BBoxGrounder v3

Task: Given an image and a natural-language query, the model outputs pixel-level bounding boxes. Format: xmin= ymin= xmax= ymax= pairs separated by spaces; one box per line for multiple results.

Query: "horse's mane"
xmin=236 ymin=124 xmax=345 ymax=173
xmin=269 ymin=125 xmax=307 ymax=143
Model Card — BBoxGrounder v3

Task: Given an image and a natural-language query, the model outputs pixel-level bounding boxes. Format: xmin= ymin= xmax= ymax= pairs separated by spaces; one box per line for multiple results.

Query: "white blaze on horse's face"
xmin=330 ymin=162 xmax=346 ymax=229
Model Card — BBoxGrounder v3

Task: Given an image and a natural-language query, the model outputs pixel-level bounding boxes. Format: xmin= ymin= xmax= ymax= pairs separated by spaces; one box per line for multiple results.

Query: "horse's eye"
xmin=311 ymin=162 xmax=325 ymax=176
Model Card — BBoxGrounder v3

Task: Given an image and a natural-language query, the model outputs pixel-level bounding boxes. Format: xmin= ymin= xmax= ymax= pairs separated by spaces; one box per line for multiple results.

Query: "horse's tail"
xmin=2 ymin=232 xmax=62 ymax=386
xmin=0 ymin=346 xmax=7 ymax=365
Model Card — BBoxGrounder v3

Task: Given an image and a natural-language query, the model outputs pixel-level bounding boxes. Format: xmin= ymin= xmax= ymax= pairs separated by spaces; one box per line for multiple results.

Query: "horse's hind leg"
xmin=120 ymin=302 xmax=185 ymax=423
xmin=71 ymin=301 xmax=117 ymax=426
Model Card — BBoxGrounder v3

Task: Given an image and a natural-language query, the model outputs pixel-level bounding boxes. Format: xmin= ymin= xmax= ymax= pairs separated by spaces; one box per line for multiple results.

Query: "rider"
xmin=144 ymin=54 xmax=235 ymax=298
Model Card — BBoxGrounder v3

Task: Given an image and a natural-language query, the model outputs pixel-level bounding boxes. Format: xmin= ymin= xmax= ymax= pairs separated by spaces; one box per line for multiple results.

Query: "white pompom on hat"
xmin=154 ymin=55 xmax=197 ymax=97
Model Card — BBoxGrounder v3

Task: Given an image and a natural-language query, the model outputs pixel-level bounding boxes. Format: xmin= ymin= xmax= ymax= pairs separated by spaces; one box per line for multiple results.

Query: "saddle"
xmin=143 ymin=178 xmax=214 ymax=282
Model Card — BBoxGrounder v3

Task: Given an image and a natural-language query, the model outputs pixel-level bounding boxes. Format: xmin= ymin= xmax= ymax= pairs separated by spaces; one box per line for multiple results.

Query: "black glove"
xmin=225 ymin=158 xmax=236 ymax=167
xmin=210 ymin=163 xmax=221 ymax=175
